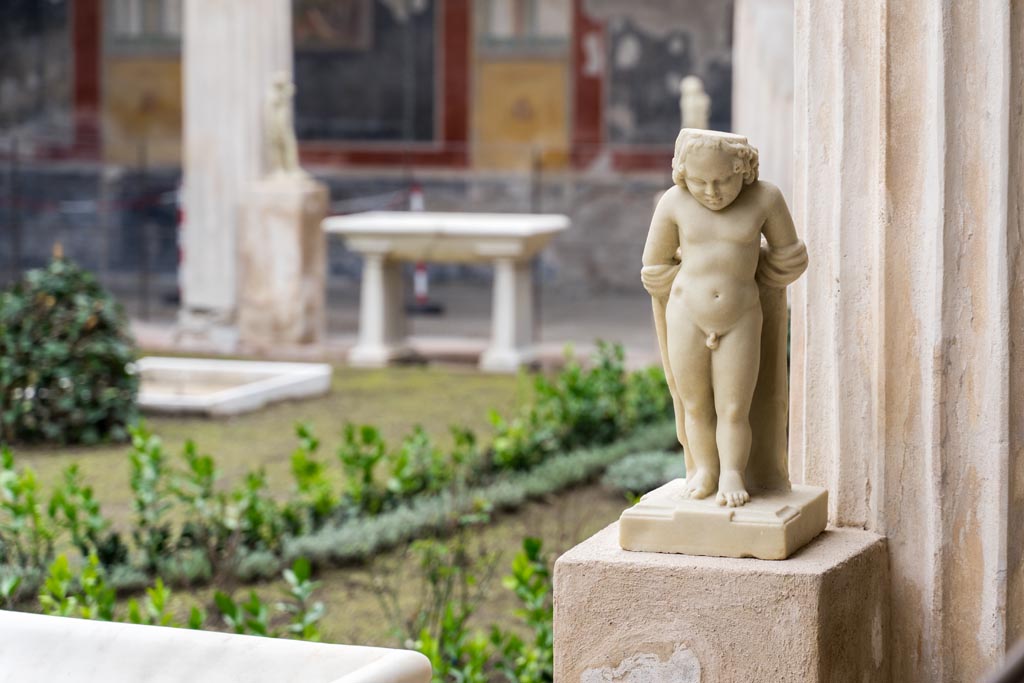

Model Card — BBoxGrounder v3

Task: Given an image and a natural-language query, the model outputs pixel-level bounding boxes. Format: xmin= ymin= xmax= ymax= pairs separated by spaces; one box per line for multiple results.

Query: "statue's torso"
xmin=668 ymin=184 xmax=769 ymax=334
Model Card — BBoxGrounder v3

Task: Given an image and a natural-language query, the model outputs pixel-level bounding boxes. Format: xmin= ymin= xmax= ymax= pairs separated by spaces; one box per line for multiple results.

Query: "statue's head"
xmin=672 ymin=129 xmax=758 ymax=211
xmin=680 ymin=75 xmax=704 ymax=96
xmin=270 ymin=71 xmax=295 ymax=99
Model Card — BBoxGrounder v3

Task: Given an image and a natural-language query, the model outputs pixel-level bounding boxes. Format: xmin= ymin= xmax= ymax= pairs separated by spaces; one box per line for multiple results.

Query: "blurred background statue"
xmin=265 ymin=71 xmax=303 ymax=177
xmin=679 ymin=75 xmax=711 ymax=130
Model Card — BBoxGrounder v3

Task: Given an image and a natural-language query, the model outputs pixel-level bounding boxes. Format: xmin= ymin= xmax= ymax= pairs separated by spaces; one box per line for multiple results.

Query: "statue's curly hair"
xmin=672 ymin=129 xmax=759 ymax=187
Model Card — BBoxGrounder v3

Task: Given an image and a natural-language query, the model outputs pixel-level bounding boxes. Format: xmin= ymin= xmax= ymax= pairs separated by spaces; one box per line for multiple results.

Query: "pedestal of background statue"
xmin=554 ymin=524 xmax=889 ymax=682
xmin=239 ymin=173 xmax=327 ymax=348
xmin=619 ymin=478 xmax=828 ymax=560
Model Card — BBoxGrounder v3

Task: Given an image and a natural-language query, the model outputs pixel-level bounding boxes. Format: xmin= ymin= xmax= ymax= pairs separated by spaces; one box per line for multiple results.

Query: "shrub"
xmin=232 ymin=470 xmax=286 ymax=554
xmin=214 ymin=557 xmax=324 ymax=640
xmin=491 ymin=537 xmax=554 ymax=683
xmin=534 ymin=341 xmax=630 ymax=450
xmin=489 ymin=341 xmax=662 ymax=472
xmin=288 ymin=424 xmax=337 ymax=533
xmin=0 ymin=448 xmax=56 ymax=571
xmin=387 ymin=426 xmax=452 ymax=499
xmin=127 ymin=427 xmax=174 ymax=571
xmin=601 ymin=450 xmax=684 ymax=497
xmin=0 ymin=256 xmax=138 ymax=445
xmin=33 ymin=552 xmax=320 ymax=639
xmin=49 ymin=464 xmax=129 ymax=568
xmin=625 ymin=365 xmax=674 ymax=427
xmin=336 ymin=424 xmax=388 ymax=515
xmin=411 ymin=537 xmax=555 ymax=683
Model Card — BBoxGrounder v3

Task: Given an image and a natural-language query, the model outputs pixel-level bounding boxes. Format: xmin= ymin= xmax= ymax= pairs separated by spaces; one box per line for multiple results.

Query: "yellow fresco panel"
xmin=473 ymin=59 xmax=569 ymax=170
xmin=103 ymin=57 xmax=183 ymax=166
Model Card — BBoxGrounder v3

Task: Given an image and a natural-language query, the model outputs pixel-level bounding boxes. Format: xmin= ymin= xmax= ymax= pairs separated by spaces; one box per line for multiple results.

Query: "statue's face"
xmin=683 ymin=146 xmax=745 ymax=211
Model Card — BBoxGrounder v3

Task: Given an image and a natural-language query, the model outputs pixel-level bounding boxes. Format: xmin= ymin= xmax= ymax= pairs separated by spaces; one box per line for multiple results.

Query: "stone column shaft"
xmin=791 ymin=1 xmax=1023 ymax=681
xmin=732 ymin=0 xmax=794 ymax=201
xmin=182 ymin=0 xmax=292 ymax=319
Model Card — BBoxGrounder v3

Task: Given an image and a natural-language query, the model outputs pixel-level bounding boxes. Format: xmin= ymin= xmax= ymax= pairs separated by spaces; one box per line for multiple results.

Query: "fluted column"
xmin=791 ymin=1 xmax=1023 ymax=681
xmin=732 ymin=0 xmax=794 ymax=200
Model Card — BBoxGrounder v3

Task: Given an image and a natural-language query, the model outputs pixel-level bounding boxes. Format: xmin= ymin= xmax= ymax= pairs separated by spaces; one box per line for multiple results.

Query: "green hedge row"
xmin=2 ymin=342 xmax=675 ymax=601
xmin=280 ymin=419 xmax=677 ymax=572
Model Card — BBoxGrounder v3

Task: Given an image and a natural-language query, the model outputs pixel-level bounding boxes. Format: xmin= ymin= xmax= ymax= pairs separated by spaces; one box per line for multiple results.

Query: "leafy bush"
xmin=388 ymin=426 xmax=455 ymax=499
xmin=410 ymin=536 xmax=555 ymax=683
xmin=232 ymin=470 xmax=286 ymax=554
xmin=49 ymin=464 xmax=128 ymax=567
xmin=0 ymin=256 xmax=138 ymax=445
xmin=34 ymin=552 xmax=319 ymax=640
xmin=215 ymin=557 xmax=324 ymax=640
xmin=337 ymin=424 xmax=388 ymax=515
xmin=489 ymin=341 xmax=670 ymax=472
xmin=601 ymin=450 xmax=685 ymax=497
xmin=127 ymin=428 xmax=174 ymax=571
xmin=288 ymin=424 xmax=337 ymax=533
xmin=491 ymin=537 xmax=553 ymax=683
xmin=535 ymin=341 xmax=630 ymax=450
xmin=625 ymin=365 xmax=674 ymax=428
xmin=0 ymin=448 xmax=56 ymax=571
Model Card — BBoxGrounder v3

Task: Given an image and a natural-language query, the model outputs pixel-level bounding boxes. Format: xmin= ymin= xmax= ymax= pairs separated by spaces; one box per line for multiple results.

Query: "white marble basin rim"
xmin=138 ymin=356 xmax=332 ymax=416
xmin=0 ymin=609 xmax=431 ymax=683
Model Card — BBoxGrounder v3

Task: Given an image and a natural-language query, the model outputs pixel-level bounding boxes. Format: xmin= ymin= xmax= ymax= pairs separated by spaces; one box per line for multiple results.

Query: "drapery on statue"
xmin=643 ymin=129 xmax=807 ymax=508
xmin=265 ymin=71 xmax=304 ymax=177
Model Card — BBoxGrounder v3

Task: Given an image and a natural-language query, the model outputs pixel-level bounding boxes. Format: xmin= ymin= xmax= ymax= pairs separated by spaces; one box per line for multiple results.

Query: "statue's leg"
xmin=665 ymin=305 xmax=718 ymax=499
xmin=711 ymin=305 xmax=763 ymax=507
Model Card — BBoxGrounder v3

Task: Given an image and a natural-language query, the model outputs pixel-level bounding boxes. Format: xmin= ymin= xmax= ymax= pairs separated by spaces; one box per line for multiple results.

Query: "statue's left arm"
xmin=641 ymin=190 xmax=688 ymax=451
xmin=641 ymin=189 xmax=682 ymax=298
xmin=758 ymin=184 xmax=808 ymax=287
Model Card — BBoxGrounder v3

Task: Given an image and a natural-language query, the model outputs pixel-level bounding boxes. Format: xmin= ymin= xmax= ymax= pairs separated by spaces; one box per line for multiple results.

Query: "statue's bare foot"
xmin=683 ymin=469 xmax=717 ymax=499
xmin=716 ymin=470 xmax=750 ymax=507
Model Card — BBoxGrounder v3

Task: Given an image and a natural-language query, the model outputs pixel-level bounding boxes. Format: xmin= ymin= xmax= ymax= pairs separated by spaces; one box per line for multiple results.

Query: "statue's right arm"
xmin=641 ymin=189 xmax=681 ymax=299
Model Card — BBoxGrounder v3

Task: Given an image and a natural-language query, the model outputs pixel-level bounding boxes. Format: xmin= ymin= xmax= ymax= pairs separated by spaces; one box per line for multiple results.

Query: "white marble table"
xmin=0 ymin=610 xmax=431 ymax=683
xmin=323 ymin=211 xmax=570 ymax=372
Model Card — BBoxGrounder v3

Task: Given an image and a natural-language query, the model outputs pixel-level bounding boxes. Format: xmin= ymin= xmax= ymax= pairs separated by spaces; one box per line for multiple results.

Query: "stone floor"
xmin=127 ymin=281 xmax=661 ymax=370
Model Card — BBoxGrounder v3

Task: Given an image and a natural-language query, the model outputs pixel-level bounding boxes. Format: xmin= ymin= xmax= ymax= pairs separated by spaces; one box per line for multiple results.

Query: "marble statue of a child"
xmin=642 ymin=129 xmax=807 ymax=508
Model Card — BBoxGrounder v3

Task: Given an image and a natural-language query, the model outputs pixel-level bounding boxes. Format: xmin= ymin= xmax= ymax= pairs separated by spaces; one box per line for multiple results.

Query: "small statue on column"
xmin=679 ymin=75 xmax=711 ymax=130
xmin=265 ymin=71 xmax=305 ymax=177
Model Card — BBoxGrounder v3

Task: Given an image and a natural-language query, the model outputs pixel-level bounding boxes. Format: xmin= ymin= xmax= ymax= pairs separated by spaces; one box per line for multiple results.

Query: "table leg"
xmin=481 ymin=257 xmax=536 ymax=372
xmin=349 ymin=253 xmax=410 ymax=366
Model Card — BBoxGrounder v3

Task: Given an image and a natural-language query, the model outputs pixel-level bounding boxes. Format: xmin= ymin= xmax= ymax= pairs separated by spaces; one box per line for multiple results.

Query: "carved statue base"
xmin=619 ymin=479 xmax=827 ymax=560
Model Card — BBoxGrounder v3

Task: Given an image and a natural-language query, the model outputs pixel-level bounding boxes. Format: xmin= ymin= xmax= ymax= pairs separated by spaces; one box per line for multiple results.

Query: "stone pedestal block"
xmin=239 ymin=175 xmax=327 ymax=347
xmin=554 ymin=524 xmax=889 ymax=683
